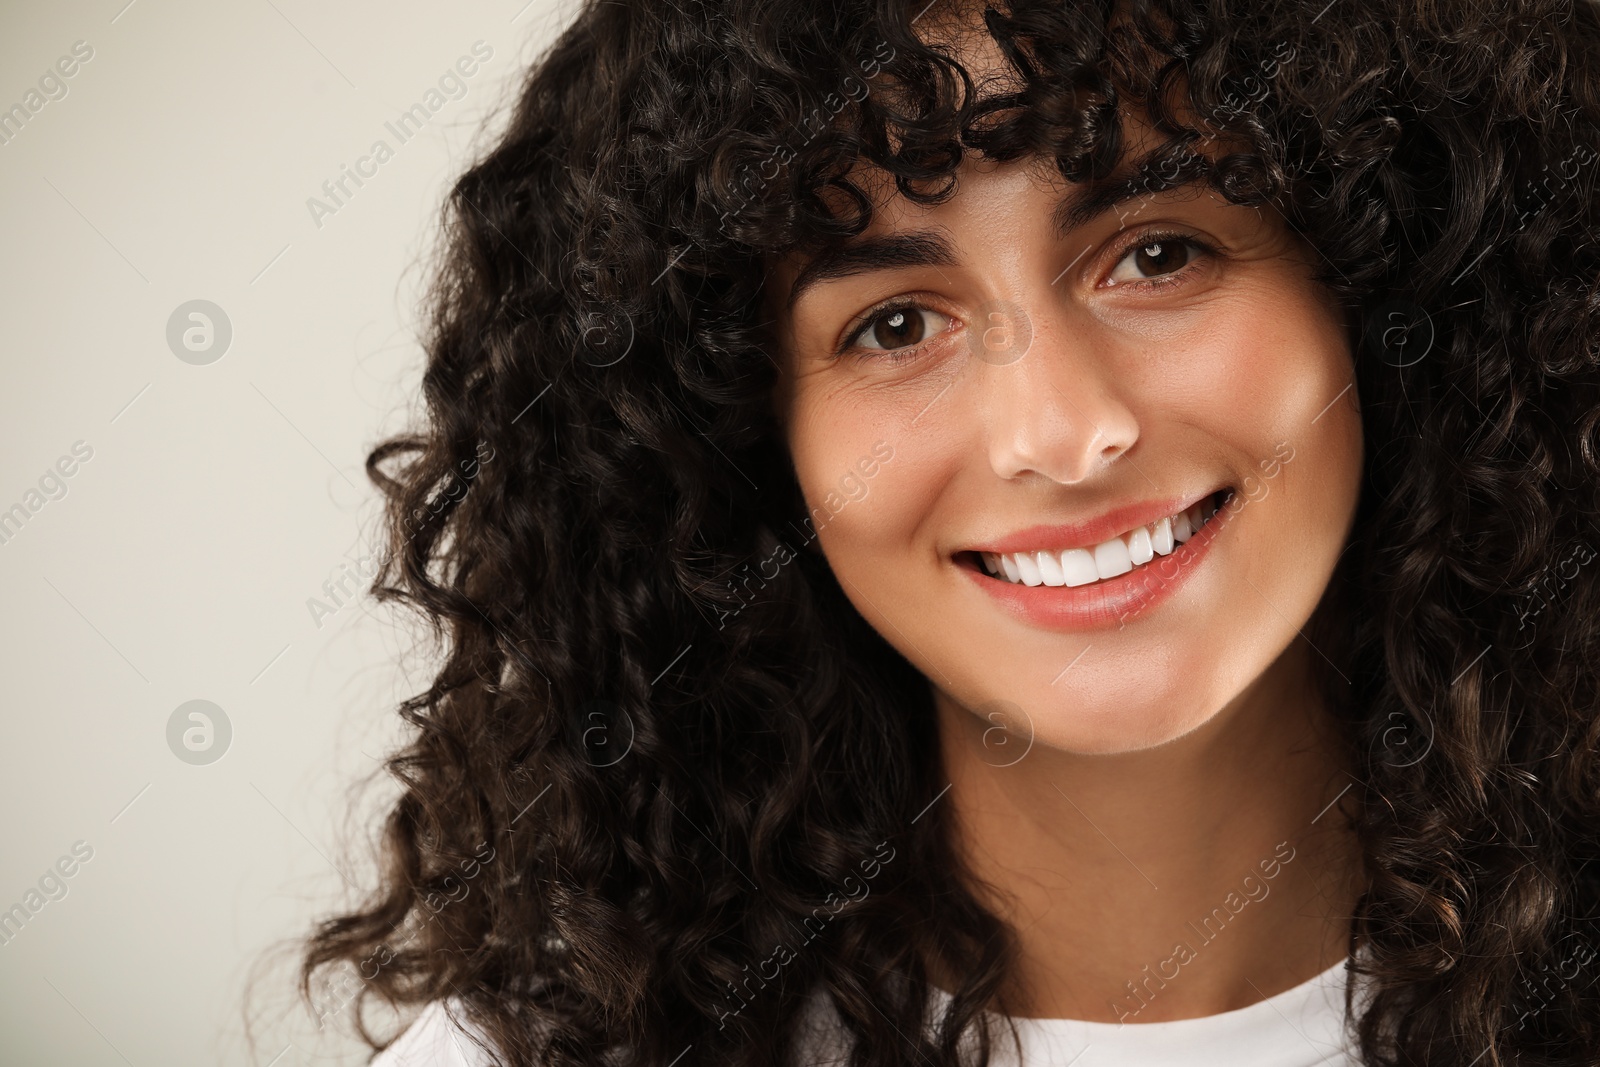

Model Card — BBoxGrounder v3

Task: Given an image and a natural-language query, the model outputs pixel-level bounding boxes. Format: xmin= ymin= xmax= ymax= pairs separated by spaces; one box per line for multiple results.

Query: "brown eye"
xmin=1133 ymin=241 xmax=1190 ymax=275
xmin=1105 ymin=234 xmax=1211 ymax=288
xmin=852 ymin=306 xmax=951 ymax=355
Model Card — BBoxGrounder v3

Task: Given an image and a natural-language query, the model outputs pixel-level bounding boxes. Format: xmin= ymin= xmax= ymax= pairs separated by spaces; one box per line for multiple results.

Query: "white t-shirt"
xmin=372 ymin=956 xmax=1365 ymax=1066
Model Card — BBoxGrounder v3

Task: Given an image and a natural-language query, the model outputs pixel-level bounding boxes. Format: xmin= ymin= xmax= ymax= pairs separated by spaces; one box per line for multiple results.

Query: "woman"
xmin=299 ymin=0 xmax=1600 ymax=1063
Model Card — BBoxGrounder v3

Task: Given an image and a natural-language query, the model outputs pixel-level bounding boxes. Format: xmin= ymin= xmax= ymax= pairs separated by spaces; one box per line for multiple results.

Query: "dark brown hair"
xmin=300 ymin=0 xmax=1600 ymax=1063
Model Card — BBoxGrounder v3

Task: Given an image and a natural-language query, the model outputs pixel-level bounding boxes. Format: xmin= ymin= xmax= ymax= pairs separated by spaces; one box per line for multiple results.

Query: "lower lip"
xmin=958 ymin=492 xmax=1234 ymax=632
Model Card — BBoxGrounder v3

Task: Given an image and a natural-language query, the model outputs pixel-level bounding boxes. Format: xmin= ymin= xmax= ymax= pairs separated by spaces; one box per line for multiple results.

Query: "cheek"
xmin=1172 ymin=287 xmax=1357 ymax=483
xmin=789 ymin=404 xmax=896 ymax=541
xmin=785 ymin=381 xmax=955 ymax=601
xmin=1196 ymin=292 xmax=1362 ymax=603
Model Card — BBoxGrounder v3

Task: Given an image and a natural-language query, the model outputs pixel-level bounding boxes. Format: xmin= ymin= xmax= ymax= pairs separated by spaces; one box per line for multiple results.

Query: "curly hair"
xmin=298 ymin=0 xmax=1600 ymax=1064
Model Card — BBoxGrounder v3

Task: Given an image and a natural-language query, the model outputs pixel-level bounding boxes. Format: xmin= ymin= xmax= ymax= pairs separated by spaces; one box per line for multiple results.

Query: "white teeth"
xmin=1127 ymin=525 xmax=1153 ymax=566
xmin=1093 ymin=537 xmax=1132 ymax=580
xmin=1151 ymin=515 xmax=1174 ymax=555
xmin=1014 ymin=551 xmax=1043 ymax=586
xmin=1060 ymin=547 xmax=1098 ymax=587
xmin=1172 ymin=508 xmax=1193 ymax=543
xmin=1000 ymin=553 xmax=1021 ymax=582
xmin=1036 ymin=550 xmax=1065 ymax=585
xmin=981 ymin=495 xmax=1224 ymax=587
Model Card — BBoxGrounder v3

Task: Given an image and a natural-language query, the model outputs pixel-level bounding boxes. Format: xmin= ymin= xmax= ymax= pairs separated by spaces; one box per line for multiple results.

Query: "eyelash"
xmin=1106 ymin=228 xmax=1220 ymax=291
xmin=835 ymin=227 xmax=1221 ymax=364
xmin=835 ymin=300 xmax=950 ymax=364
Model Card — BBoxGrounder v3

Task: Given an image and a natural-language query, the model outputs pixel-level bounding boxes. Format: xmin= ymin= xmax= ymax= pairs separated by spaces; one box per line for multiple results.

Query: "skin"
xmin=764 ymin=12 xmax=1368 ymax=1025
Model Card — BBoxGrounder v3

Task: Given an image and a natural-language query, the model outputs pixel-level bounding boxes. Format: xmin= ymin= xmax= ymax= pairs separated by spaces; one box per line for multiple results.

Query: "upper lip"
xmin=963 ymin=489 xmax=1223 ymax=556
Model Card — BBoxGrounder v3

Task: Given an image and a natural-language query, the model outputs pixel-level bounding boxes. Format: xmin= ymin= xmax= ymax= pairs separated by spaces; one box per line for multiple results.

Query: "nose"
xmin=980 ymin=299 xmax=1140 ymax=485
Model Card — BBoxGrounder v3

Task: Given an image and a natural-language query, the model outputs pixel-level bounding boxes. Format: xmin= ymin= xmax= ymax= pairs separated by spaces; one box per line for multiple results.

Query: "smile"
xmin=977 ymin=490 xmax=1233 ymax=588
xmin=954 ymin=487 xmax=1237 ymax=631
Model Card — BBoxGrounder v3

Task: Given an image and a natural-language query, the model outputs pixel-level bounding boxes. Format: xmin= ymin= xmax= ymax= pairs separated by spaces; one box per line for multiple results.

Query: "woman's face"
xmin=766 ymin=144 xmax=1363 ymax=756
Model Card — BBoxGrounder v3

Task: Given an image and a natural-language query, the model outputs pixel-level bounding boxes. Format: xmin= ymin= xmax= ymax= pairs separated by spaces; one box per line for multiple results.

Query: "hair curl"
xmin=299 ymin=0 xmax=1600 ymax=1064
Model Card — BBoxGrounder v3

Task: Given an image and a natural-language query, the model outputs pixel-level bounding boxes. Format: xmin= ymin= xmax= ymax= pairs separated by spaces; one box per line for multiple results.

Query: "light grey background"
xmin=0 ymin=1 xmax=576 ymax=1063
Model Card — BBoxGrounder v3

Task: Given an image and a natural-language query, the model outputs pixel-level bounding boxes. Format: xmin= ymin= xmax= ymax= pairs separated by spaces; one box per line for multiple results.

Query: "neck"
xmin=931 ymin=634 xmax=1365 ymax=1022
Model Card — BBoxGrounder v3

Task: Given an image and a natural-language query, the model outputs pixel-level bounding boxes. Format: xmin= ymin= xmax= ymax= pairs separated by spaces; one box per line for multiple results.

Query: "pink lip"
xmin=959 ymin=491 xmax=1235 ymax=631
xmin=965 ymin=490 xmax=1219 ymax=556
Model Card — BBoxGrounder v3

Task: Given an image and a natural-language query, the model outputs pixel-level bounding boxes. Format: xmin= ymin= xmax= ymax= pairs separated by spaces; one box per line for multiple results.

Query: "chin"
xmin=1031 ymin=701 xmax=1219 ymax=757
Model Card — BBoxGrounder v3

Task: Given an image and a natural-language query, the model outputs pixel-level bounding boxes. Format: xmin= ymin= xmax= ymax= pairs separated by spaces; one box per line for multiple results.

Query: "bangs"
xmin=681 ymin=0 xmax=1281 ymax=265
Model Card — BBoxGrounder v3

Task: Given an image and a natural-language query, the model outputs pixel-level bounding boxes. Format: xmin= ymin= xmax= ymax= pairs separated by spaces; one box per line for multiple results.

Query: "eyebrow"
xmin=783 ymin=175 xmax=1200 ymax=312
